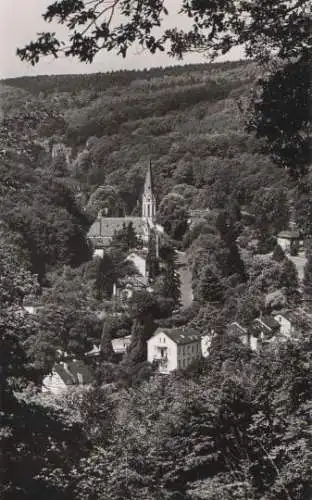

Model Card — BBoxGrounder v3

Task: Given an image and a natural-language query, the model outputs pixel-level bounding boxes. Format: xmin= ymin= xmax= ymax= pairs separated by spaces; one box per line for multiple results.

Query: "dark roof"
xmin=88 ymin=217 xmax=146 ymax=239
xmin=277 ymin=230 xmax=300 ymax=239
xmin=257 ymin=316 xmax=280 ymax=331
xmin=153 ymin=326 xmax=202 ymax=345
xmin=229 ymin=322 xmax=247 ymax=336
xmin=54 ymin=360 xmax=93 ymax=386
xmin=249 ymin=316 xmax=280 ymax=338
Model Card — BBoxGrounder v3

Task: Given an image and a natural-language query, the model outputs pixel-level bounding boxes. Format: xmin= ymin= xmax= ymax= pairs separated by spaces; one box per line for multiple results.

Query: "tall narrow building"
xmin=142 ymin=161 xmax=156 ymax=221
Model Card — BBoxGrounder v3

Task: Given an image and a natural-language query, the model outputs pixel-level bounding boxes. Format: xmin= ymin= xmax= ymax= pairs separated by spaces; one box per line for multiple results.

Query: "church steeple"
xmin=142 ymin=160 xmax=156 ymax=220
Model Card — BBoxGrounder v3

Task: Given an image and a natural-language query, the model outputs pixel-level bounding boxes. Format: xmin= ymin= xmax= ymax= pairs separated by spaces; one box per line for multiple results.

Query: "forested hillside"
xmin=2 ymin=60 xmax=288 ymax=214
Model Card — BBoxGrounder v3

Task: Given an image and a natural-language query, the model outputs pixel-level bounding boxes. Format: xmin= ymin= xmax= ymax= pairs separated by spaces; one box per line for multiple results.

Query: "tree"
xmin=280 ymin=257 xmax=299 ymax=303
xmin=111 ymin=222 xmax=142 ymax=253
xmin=100 ymin=318 xmax=115 ymax=362
xmin=145 ymin=230 xmax=159 ymax=282
xmin=160 ymin=253 xmax=181 ymax=308
xmin=195 ymin=265 xmax=224 ymax=305
xmin=123 ymin=320 xmax=146 ymax=366
xmin=158 ymin=192 xmax=189 ymax=241
xmin=303 ymin=250 xmax=312 ymax=304
xmin=251 ymin=187 xmax=290 ymax=235
xmin=18 ymin=1 xmax=311 ymax=176
xmin=272 ymin=243 xmax=285 ymax=262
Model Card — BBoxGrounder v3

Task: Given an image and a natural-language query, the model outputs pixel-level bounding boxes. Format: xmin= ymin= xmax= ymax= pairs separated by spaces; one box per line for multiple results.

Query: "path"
xmin=176 ymin=250 xmax=193 ymax=309
xmin=289 ymin=250 xmax=306 ymax=281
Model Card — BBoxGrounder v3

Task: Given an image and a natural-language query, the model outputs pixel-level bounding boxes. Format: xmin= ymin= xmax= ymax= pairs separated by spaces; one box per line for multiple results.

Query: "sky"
xmin=0 ymin=0 xmax=244 ymax=78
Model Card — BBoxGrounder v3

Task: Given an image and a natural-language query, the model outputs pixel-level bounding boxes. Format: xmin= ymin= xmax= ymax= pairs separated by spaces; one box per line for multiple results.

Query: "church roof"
xmin=88 ymin=217 xmax=146 ymax=240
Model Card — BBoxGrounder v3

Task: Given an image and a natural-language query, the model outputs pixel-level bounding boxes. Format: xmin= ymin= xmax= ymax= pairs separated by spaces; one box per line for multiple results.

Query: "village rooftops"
xmin=153 ymin=326 xmax=202 ymax=345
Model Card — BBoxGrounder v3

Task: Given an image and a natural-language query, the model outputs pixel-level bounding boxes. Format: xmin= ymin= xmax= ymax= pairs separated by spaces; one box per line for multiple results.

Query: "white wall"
xmin=274 ymin=314 xmax=292 ymax=338
xmin=42 ymin=372 xmax=68 ymax=395
xmin=277 ymin=237 xmax=290 ymax=252
xmin=127 ymin=253 xmax=147 ymax=277
xmin=147 ymin=332 xmax=177 ymax=374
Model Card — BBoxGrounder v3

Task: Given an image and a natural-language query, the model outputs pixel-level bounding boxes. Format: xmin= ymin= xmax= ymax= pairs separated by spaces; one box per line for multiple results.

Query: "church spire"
xmin=144 ymin=159 xmax=153 ymax=194
xmin=142 ymin=160 xmax=156 ymax=220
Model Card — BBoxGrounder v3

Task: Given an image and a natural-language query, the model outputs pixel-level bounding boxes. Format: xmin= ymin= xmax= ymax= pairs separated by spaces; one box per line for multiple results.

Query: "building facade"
xmin=147 ymin=327 xmax=203 ymax=374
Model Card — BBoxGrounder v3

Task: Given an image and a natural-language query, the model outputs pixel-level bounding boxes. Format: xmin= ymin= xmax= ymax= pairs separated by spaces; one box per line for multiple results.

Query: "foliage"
xmin=158 ymin=192 xmax=189 ymax=241
xmin=250 ymin=187 xmax=290 ymax=235
xmin=111 ymin=222 xmax=142 ymax=253
xmin=17 ymin=0 xmax=311 ymax=175
xmin=272 ymin=243 xmax=286 ymax=262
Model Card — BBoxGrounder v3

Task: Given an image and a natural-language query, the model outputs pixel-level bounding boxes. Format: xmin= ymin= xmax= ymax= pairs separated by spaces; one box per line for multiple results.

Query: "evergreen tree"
xmin=123 ymin=320 xmax=146 ymax=366
xmin=280 ymin=257 xmax=300 ymax=303
xmin=94 ymin=252 xmax=115 ymax=299
xmin=303 ymin=252 xmax=312 ymax=304
xmin=161 ymin=254 xmax=181 ymax=308
xmin=272 ymin=243 xmax=286 ymax=262
xmin=146 ymin=231 xmax=159 ymax=282
xmin=111 ymin=222 xmax=141 ymax=254
xmin=196 ymin=265 xmax=224 ymax=305
xmin=100 ymin=319 xmax=114 ymax=362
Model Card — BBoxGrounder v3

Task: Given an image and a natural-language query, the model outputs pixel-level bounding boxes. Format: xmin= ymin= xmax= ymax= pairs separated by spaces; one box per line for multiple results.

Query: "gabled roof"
xmin=54 ymin=360 xmax=93 ymax=386
xmin=257 ymin=316 xmax=280 ymax=331
xmin=277 ymin=230 xmax=300 ymax=239
xmin=152 ymin=326 xmax=202 ymax=345
xmin=229 ymin=322 xmax=248 ymax=336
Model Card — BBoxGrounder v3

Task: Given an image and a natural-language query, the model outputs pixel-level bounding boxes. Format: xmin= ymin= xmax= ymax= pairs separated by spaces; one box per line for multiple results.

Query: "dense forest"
xmin=0 ymin=60 xmax=311 ymax=500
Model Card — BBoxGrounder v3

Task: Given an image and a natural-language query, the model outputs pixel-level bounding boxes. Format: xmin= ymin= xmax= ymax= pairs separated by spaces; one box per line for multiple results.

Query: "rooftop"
xmin=277 ymin=230 xmax=301 ymax=239
xmin=153 ymin=326 xmax=202 ymax=345
xmin=88 ymin=217 xmax=146 ymax=239
xmin=54 ymin=360 xmax=93 ymax=386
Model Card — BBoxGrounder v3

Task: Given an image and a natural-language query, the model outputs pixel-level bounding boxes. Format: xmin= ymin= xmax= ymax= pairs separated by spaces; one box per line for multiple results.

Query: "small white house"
xmin=147 ymin=327 xmax=202 ymax=374
xmin=277 ymin=230 xmax=301 ymax=253
xmin=42 ymin=360 xmax=93 ymax=395
xmin=229 ymin=322 xmax=258 ymax=351
xmin=274 ymin=312 xmax=295 ymax=338
xmin=112 ymin=335 xmax=132 ymax=354
xmin=126 ymin=250 xmax=148 ymax=277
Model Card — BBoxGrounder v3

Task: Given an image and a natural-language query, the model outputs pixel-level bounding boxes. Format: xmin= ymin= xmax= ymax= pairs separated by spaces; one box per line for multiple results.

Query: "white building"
xmin=147 ymin=326 xmax=203 ymax=374
xmin=42 ymin=360 xmax=93 ymax=395
xmin=126 ymin=250 xmax=148 ymax=278
xmin=229 ymin=322 xmax=258 ymax=352
xmin=273 ymin=312 xmax=294 ymax=338
xmin=276 ymin=230 xmax=301 ymax=253
xmin=112 ymin=335 xmax=132 ymax=354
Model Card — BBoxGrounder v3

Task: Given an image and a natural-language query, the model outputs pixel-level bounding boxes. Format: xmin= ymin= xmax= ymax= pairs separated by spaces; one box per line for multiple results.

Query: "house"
xmin=229 ymin=322 xmax=258 ymax=351
xmin=112 ymin=335 xmax=132 ymax=354
xmin=147 ymin=326 xmax=202 ymax=374
xmin=277 ymin=230 xmax=301 ymax=254
xmin=229 ymin=316 xmax=281 ymax=352
xmin=273 ymin=312 xmax=295 ymax=338
xmin=42 ymin=360 xmax=93 ymax=395
xmin=126 ymin=249 xmax=148 ymax=277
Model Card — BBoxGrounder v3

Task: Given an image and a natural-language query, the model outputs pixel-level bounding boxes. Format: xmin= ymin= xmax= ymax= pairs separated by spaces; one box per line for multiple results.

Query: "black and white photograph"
xmin=0 ymin=1 xmax=311 ymax=499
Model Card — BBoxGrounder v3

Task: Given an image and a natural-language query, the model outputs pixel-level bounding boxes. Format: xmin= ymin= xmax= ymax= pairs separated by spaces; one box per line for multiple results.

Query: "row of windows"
xmin=180 ymin=343 xmax=200 ymax=355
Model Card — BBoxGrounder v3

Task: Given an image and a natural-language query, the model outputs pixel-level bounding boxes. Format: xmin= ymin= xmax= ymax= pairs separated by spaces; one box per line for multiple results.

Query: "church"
xmin=88 ymin=162 xmax=163 ymax=251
